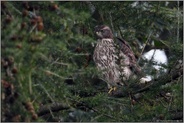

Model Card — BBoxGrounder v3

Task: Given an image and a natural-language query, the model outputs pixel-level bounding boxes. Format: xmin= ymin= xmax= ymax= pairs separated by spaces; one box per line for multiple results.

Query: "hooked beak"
xmin=95 ymin=31 xmax=102 ymax=39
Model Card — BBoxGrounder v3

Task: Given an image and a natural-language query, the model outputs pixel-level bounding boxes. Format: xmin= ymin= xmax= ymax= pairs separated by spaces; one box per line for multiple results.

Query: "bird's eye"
xmin=100 ymin=30 xmax=104 ymax=32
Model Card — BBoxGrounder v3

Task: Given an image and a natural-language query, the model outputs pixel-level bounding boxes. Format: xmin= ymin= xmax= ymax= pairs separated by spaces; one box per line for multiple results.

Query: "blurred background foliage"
xmin=1 ymin=1 xmax=183 ymax=122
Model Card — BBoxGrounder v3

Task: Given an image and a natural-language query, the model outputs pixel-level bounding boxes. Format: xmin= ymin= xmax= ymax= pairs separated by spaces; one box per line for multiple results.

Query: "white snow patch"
xmin=140 ymin=76 xmax=152 ymax=84
xmin=140 ymin=49 xmax=168 ymax=82
xmin=143 ymin=49 xmax=168 ymax=71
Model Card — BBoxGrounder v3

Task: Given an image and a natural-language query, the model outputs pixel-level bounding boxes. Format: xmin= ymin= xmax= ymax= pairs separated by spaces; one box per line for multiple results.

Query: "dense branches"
xmin=1 ymin=1 xmax=183 ymax=122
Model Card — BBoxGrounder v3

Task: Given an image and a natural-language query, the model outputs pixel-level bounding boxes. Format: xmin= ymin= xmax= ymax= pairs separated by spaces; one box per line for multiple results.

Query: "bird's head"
xmin=94 ymin=25 xmax=113 ymax=39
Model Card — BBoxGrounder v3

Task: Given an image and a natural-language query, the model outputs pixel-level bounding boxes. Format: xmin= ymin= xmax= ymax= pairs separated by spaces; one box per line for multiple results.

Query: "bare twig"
xmin=43 ymin=70 xmax=72 ymax=80
xmin=138 ymin=31 xmax=152 ymax=62
xmin=29 ymin=24 xmax=37 ymax=33
xmin=150 ymin=49 xmax=156 ymax=62
xmin=39 ymin=53 xmax=70 ymax=66
xmin=177 ymin=1 xmax=180 ymax=43
xmin=109 ymin=12 xmax=115 ymax=34
xmin=28 ymin=69 xmax=33 ymax=95
xmin=51 ymin=58 xmax=70 ymax=66
xmin=117 ymin=26 xmax=124 ymax=39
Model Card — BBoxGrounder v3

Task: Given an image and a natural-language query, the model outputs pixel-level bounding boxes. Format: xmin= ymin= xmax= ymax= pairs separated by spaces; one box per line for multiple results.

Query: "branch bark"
xmin=110 ymin=62 xmax=183 ymax=98
xmin=37 ymin=102 xmax=70 ymax=116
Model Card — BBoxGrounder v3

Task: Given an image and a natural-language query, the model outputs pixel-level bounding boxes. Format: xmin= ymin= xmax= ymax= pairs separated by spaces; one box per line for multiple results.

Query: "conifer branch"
xmin=111 ymin=63 xmax=183 ymax=98
xmin=37 ymin=102 xmax=70 ymax=116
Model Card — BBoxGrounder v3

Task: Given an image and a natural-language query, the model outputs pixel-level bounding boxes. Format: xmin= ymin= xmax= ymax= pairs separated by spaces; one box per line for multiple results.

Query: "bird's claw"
xmin=108 ymin=87 xmax=117 ymax=94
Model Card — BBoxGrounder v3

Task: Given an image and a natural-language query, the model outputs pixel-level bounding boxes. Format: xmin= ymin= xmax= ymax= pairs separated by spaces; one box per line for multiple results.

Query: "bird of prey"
xmin=93 ymin=25 xmax=143 ymax=93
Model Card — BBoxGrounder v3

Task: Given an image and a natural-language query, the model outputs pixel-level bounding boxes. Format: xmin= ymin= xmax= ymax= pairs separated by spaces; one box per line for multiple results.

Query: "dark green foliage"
xmin=1 ymin=1 xmax=183 ymax=122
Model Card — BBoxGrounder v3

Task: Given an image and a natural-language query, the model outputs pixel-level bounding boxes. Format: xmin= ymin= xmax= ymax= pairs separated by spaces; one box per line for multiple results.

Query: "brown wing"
xmin=115 ymin=37 xmax=142 ymax=75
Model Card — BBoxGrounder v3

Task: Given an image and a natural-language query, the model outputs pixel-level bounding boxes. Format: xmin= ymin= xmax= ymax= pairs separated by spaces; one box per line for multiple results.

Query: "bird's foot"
xmin=108 ymin=87 xmax=117 ymax=94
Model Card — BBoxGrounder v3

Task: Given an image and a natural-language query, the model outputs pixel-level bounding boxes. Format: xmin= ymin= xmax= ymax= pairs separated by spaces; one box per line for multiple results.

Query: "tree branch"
xmin=37 ymin=102 xmax=70 ymax=116
xmin=170 ymin=111 xmax=183 ymax=120
xmin=111 ymin=63 xmax=183 ymax=98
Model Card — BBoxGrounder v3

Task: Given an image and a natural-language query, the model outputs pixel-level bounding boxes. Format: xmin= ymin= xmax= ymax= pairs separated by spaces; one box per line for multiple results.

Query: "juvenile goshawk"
xmin=93 ymin=25 xmax=143 ymax=93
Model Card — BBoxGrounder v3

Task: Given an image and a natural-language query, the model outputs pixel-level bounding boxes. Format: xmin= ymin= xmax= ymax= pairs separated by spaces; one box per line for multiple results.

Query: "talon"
xmin=113 ymin=87 xmax=117 ymax=91
xmin=108 ymin=87 xmax=117 ymax=94
xmin=108 ymin=87 xmax=114 ymax=94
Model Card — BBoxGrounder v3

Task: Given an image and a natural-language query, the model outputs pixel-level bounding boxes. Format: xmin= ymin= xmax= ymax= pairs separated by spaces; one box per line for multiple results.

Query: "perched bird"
xmin=93 ymin=25 xmax=143 ymax=93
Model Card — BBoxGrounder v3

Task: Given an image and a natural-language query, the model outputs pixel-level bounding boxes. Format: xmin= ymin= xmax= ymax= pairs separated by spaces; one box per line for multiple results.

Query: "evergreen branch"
xmin=51 ymin=58 xmax=70 ymax=66
xmin=39 ymin=53 xmax=70 ymax=66
xmin=8 ymin=2 xmax=22 ymax=15
xmin=52 ymin=61 xmax=70 ymax=66
xmin=67 ymin=97 xmax=124 ymax=121
xmin=28 ymin=70 xmax=32 ymax=95
xmin=28 ymin=11 xmax=37 ymax=19
xmin=37 ymin=102 xmax=70 ymax=116
xmin=176 ymin=1 xmax=180 ymax=43
xmin=151 ymin=35 xmax=170 ymax=48
xmin=138 ymin=31 xmax=152 ymax=63
xmin=117 ymin=26 xmax=123 ymax=39
xmin=170 ymin=111 xmax=183 ymax=120
xmin=73 ymin=53 xmax=90 ymax=56
xmin=29 ymin=24 xmax=37 ymax=34
xmin=134 ymin=65 xmax=182 ymax=94
xmin=111 ymin=63 xmax=183 ymax=98
xmin=109 ymin=12 xmax=115 ymax=33
xmin=86 ymin=1 xmax=95 ymax=14
xmin=8 ymin=2 xmax=37 ymax=19
xmin=39 ymin=83 xmax=55 ymax=103
xmin=43 ymin=70 xmax=71 ymax=80
xmin=92 ymin=107 xmax=124 ymax=122
xmin=167 ymin=94 xmax=173 ymax=112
